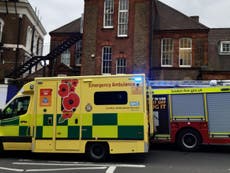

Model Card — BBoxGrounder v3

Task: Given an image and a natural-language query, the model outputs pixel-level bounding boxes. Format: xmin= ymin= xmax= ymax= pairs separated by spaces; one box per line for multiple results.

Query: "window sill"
xmin=102 ymin=27 xmax=114 ymax=30
xmin=219 ymin=52 xmax=230 ymax=56
xmin=179 ymin=65 xmax=192 ymax=68
xmin=161 ymin=65 xmax=173 ymax=67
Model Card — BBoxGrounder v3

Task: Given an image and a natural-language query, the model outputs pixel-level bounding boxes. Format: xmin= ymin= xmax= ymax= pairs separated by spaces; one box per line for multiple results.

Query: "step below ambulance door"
xmin=33 ymin=82 xmax=57 ymax=152
xmin=55 ymin=79 xmax=81 ymax=151
xmin=153 ymin=95 xmax=170 ymax=135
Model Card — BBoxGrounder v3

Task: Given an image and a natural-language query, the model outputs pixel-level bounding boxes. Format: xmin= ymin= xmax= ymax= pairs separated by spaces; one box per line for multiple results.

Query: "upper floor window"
xmin=102 ymin=46 xmax=112 ymax=74
xmin=33 ymin=31 xmax=39 ymax=55
xmin=0 ymin=18 xmax=4 ymax=42
xmin=61 ymin=49 xmax=70 ymax=66
xmin=37 ymin=38 xmax=43 ymax=56
xmin=104 ymin=0 xmax=114 ymax=28
xmin=116 ymin=58 xmax=126 ymax=74
xmin=118 ymin=0 xmax=129 ymax=37
xmin=26 ymin=26 xmax=32 ymax=51
xmin=179 ymin=38 xmax=192 ymax=67
xmin=161 ymin=38 xmax=174 ymax=67
xmin=75 ymin=40 xmax=82 ymax=66
xmin=220 ymin=41 xmax=230 ymax=55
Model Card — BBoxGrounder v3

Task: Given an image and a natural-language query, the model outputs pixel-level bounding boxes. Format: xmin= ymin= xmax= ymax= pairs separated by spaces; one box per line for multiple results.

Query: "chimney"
xmin=190 ymin=16 xmax=199 ymax=22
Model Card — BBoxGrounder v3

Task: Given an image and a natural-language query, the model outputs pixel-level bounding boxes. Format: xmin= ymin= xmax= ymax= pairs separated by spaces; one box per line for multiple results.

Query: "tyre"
xmin=177 ymin=129 xmax=201 ymax=152
xmin=86 ymin=143 xmax=109 ymax=162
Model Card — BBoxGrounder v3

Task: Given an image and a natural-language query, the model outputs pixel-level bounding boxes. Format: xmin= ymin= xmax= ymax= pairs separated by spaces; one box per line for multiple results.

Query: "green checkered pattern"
xmin=0 ymin=116 xmax=30 ymax=137
xmin=36 ymin=113 xmax=144 ymax=140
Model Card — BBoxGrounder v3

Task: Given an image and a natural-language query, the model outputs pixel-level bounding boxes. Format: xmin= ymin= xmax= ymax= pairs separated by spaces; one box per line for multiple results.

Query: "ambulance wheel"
xmin=86 ymin=142 xmax=109 ymax=162
xmin=177 ymin=129 xmax=201 ymax=152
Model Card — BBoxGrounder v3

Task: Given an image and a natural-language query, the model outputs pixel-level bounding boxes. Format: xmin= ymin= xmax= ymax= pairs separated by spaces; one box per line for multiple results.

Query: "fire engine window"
xmin=94 ymin=91 xmax=128 ymax=105
xmin=1 ymin=96 xmax=30 ymax=119
xmin=171 ymin=94 xmax=204 ymax=117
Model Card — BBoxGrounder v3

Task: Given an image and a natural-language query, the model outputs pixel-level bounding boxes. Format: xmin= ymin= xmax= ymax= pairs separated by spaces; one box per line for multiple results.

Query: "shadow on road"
xmin=1 ymin=143 xmax=230 ymax=163
xmin=151 ymin=143 xmax=230 ymax=154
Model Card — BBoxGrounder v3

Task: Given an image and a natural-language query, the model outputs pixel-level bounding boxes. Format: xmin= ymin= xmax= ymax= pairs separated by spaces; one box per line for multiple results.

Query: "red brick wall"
xmin=81 ymin=0 xmax=98 ymax=75
xmin=82 ymin=0 xmax=150 ymax=75
xmin=49 ymin=33 xmax=79 ymax=76
xmin=151 ymin=31 xmax=208 ymax=80
xmin=208 ymin=29 xmax=230 ymax=71
xmin=0 ymin=14 xmax=33 ymax=78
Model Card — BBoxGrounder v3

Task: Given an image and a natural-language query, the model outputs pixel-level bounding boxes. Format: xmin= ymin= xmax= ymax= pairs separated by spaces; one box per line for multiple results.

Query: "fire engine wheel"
xmin=177 ymin=129 xmax=201 ymax=152
xmin=86 ymin=143 xmax=109 ymax=162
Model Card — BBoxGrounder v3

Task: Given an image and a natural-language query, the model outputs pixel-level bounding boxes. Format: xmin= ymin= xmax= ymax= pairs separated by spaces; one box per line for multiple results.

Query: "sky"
xmin=28 ymin=0 xmax=230 ymax=53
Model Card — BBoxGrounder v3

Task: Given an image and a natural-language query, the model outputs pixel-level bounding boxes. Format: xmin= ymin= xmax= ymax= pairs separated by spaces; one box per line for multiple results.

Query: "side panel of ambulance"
xmin=32 ymin=74 xmax=149 ymax=161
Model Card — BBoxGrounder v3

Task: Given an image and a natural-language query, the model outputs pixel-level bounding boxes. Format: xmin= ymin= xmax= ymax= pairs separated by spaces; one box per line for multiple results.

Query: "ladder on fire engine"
xmin=148 ymin=80 xmax=230 ymax=88
xmin=7 ymin=34 xmax=82 ymax=78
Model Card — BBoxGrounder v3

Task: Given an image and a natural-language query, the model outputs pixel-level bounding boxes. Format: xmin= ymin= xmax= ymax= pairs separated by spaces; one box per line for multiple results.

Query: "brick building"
xmin=202 ymin=28 xmax=230 ymax=79
xmin=81 ymin=0 xmax=210 ymax=80
xmin=50 ymin=0 xmax=230 ymax=80
xmin=0 ymin=0 xmax=46 ymax=82
xmin=49 ymin=18 xmax=82 ymax=76
xmin=151 ymin=1 xmax=209 ymax=80
xmin=82 ymin=0 xmax=151 ymax=76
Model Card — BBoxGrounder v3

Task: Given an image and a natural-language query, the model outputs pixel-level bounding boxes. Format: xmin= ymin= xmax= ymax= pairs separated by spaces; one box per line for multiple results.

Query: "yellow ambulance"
xmin=0 ymin=74 xmax=151 ymax=161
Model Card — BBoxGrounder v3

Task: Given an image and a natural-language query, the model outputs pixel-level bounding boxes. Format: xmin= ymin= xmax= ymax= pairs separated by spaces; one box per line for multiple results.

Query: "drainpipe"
xmin=149 ymin=0 xmax=158 ymax=80
xmin=31 ymin=26 xmax=35 ymax=56
xmin=15 ymin=14 xmax=23 ymax=78
xmin=4 ymin=0 xmax=8 ymax=14
xmin=149 ymin=0 xmax=154 ymax=79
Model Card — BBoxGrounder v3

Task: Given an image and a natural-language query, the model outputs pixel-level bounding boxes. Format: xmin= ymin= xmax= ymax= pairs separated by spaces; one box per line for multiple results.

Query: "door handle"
xmin=20 ymin=120 xmax=27 ymax=124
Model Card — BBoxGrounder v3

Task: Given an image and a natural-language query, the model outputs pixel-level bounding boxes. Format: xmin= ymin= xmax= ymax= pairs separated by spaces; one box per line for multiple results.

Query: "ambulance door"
xmin=0 ymin=96 xmax=31 ymax=150
xmin=55 ymin=79 xmax=81 ymax=151
xmin=33 ymin=81 xmax=57 ymax=152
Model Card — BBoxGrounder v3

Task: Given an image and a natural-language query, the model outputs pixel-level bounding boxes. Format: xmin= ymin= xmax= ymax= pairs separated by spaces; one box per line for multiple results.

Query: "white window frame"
xmin=179 ymin=38 xmax=192 ymax=67
xmin=33 ymin=31 xmax=39 ymax=55
xmin=0 ymin=18 xmax=4 ymax=42
xmin=102 ymin=46 xmax=112 ymax=74
xmin=61 ymin=49 xmax=71 ymax=66
xmin=38 ymin=39 xmax=43 ymax=56
xmin=26 ymin=26 xmax=32 ymax=51
xmin=116 ymin=58 xmax=126 ymax=74
xmin=103 ymin=0 xmax=114 ymax=28
xmin=118 ymin=0 xmax=129 ymax=37
xmin=161 ymin=38 xmax=174 ymax=67
xmin=220 ymin=41 xmax=230 ymax=55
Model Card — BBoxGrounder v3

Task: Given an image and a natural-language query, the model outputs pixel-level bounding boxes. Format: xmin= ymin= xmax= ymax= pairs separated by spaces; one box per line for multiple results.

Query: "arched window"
xmin=104 ymin=0 xmax=114 ymax=28
xmin=179 ymin=38 xmax=192 ymax=67
xmin=26 ymin=26 xmax=32 ymax=51
xmin=116 ymin=58 xmax=126 ymax=74
xmin=33 ymin=31 xmax=39 ymax=55
xmin=102 ymin=46 xmax=112 ymax=74
xmin=0 ymin=18 xmax=4 ymax=42
xmin=37 ymin=38 xmax=43 ymax=56
xmin=161 ymin=38 xmax=174 ymax=67
xmin=118 ymin=0 xmax=129 ymax=37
